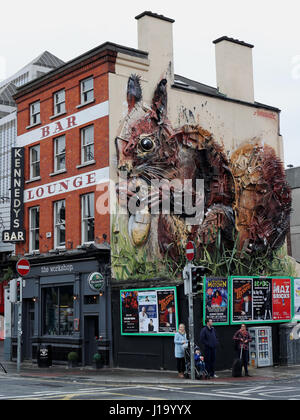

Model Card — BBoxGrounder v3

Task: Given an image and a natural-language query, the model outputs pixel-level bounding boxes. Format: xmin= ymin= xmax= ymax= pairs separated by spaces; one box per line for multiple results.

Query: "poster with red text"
xmin=272 ymin=278 xmax=292 ymax=321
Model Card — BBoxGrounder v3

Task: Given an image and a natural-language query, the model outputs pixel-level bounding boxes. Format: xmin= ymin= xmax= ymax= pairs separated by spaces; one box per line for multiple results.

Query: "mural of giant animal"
xmin=113 ymin=75 xmax=292 ymax=279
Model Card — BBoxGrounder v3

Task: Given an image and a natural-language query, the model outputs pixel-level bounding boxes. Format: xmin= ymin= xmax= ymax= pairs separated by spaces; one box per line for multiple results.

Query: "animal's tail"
xmin=230 ymin=141 xmax=291 ymax=254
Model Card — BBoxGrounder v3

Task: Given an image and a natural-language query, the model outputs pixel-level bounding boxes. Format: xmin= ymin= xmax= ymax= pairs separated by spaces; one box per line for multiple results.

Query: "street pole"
xmin=17 ymin=278 xmax=23 ymax=374
xmin=188 ymin=277 xmax=195 ymax=381
xmin=184 ymin=263 xmax=195 ymax=380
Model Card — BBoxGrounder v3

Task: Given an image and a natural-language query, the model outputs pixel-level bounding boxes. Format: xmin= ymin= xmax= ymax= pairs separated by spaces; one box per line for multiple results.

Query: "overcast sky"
xmin=1 ymin=0 xmax=299 ymax=167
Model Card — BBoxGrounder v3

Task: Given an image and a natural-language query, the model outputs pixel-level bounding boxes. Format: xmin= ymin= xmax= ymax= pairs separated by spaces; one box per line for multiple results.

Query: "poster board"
xmin=120 ymin=287 xmax=178 ymax=336
xmin=293 ymin=278 xmax=300 ymax=322
xmin=203 ymin=277 xmax=229 ymax=325
xmin=230 ymin=276 xmax=292 ymax=324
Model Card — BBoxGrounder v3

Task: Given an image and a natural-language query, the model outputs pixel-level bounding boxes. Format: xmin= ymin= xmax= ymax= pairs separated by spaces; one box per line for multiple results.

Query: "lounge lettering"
xmin=24 ymin=168 xmax=109 ymax=203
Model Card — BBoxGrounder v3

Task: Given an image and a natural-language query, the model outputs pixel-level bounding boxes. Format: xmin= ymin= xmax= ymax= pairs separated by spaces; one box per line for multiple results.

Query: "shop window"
xmin=54 ymin=135 xmax=66 ymax=172
xmin=81 ymin=193 xmax=94 ymax=243
xmin=54 ymin=200 xmax=66 ymax=248
xmin=84 ymin=295 xmax=99 ymax=305
xmin=42 ymin=285 xmax=74 ymax=336
xmin=29 ymin=206 xmax=40 ymax=252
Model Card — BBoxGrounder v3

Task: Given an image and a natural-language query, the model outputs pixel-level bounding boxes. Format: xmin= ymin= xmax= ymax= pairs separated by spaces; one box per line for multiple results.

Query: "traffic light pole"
xmin=17 ymin=278 xmax=23 ymax=374
xmin=183 ymin=263 xmax=195 ymax=380
xmin=188 ymin=278 xmax=195 ymax=381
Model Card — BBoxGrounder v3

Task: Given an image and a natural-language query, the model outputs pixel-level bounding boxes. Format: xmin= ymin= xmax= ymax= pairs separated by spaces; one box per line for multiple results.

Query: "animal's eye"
xmin=139 ymin=137 xmax=154 ymax=152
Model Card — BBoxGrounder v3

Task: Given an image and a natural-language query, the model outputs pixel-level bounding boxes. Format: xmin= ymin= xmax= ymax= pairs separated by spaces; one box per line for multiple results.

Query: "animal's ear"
xmin=152 ymin=79 xmax=168 ymax=122
xmin=127 ymin=74 xmax=142 ymax=112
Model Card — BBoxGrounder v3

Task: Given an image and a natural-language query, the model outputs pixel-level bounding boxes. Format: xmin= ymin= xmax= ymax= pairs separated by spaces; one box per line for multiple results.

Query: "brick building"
xmin=7 ymin=11 xmax=293 ymax=369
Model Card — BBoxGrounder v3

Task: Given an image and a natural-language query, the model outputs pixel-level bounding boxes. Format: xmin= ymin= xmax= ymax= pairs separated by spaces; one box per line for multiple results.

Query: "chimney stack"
xmin=213 ymin=36 xmax=255 ymax=103
xmin=135 ymin=11 xmax=175 ymax=92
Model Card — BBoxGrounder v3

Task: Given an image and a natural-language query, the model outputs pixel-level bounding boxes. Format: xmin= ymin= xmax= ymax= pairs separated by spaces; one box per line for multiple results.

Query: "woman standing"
xmin=174 ymin=323 xmax=188 ymax=378
xmin=233 ymin=324 xmax=252 ymax=377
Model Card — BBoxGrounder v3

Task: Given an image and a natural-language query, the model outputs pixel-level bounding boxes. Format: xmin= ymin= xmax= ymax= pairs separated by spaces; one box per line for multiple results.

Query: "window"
xmin=80 ymin=77 xmax=94 ymax=104
xmin=42 ymin=285 xmax=74 ymax=336
xmin=30 ymin=145 xmax=40 ymax=179
xmin=81 ymin=193 xmax=94 ymax=243
xmin=53 ymin=89 xmax=66 ymax=115
xmin=54 ymin=135 xmax=66 ymax=172
xmin=29 ymin=206 xmax=40 ymax=252
xmin=30 ymin=101 xmax=40 ymax=125
xmin=81 ymin=125 xmax=94 ymax=164
xmin=54 ymin=200 xmax=66 ymax=248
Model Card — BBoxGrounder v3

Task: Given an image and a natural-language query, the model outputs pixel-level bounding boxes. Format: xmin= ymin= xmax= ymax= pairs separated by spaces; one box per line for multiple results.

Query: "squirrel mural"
xmin=115 ymin=75 xmax=291 ymax=262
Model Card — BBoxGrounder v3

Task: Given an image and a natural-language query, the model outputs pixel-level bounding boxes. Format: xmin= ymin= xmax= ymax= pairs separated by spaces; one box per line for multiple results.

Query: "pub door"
xmin=84 ymin=315 xmax=99 ymax=365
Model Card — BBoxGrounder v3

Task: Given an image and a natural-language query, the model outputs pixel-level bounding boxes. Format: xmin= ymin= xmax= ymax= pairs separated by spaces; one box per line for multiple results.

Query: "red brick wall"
xmin=15 ymin=58 xmax=112 ymax=256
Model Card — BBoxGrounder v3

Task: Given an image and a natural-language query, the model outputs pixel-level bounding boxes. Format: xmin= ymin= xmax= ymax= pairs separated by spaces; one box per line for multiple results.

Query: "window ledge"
xmin=25 ymin=176 xmax=41 ymax=184
xmin=49 ymin=111 xmax=67 ymax=120
xmin=49 ymin=169 xmax=67 ymax=177
xmin=26 ymin=122 xmax=41 ymax=130
xmin=76 ymin=160 xmax=96 ymax=169
xmin=76 ymin=99 xmax=95 ymax=110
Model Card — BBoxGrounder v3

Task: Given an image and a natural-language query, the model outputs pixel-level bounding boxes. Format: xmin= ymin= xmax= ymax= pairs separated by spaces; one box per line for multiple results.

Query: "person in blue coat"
xmin=174 ymin=323 xmax=188 ymax=378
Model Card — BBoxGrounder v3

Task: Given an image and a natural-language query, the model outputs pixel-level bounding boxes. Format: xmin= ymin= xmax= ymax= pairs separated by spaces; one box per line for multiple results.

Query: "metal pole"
xmin=17 ymin=278 xmax=23 ymax=373
xmin=188 ymin=266 xmax=195 ymax=380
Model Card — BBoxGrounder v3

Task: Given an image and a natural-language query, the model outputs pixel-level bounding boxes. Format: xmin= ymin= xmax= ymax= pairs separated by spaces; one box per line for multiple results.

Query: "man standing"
xmin=200 ymin=318 xmax=218 ymax=379
xmin=233 ymin=324 xmax=252 ymax=377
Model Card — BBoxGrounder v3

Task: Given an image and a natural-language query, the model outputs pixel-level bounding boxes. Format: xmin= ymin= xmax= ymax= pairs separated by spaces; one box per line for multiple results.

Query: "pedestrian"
xmin=200 ymin=318 xmax=218 ymax=379
xmin=174 ymin=323 xmax=188 ymax=378
xmin=233 ymin=324 xmax=252 ymax=377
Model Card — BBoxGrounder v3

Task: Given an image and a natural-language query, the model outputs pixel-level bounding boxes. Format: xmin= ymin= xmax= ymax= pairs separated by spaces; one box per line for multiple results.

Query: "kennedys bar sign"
xmin=2 ymin=147 xmax=26 ymax=242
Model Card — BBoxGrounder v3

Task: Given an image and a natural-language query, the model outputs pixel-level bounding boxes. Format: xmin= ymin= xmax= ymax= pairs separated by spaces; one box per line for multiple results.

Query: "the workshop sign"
xmin=2 ymin=147 xmax=26 ymax=242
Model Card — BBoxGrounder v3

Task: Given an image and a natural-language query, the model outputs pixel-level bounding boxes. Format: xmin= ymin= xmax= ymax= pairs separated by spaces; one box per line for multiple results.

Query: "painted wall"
xmin=109 ymin=14 xmax=291 ymax=281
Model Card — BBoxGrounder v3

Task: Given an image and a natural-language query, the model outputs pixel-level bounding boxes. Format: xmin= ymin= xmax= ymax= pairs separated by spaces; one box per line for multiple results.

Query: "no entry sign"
xmin=186 ymin=241 xmax=195 ymax=262
xmin=16 ymin=258 xmax=30 ymax=277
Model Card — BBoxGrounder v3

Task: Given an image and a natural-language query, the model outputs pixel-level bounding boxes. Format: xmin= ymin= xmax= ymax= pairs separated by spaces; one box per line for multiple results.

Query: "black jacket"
xmin=200 ymin=326 xmax=218 ymax=349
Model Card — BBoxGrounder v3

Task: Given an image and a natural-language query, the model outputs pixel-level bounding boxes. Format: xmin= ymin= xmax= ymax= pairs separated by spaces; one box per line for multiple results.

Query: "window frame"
xmin=53 ymin=135 xmax=66 ymax=173
xmin=29 ymin=144 xmax=40 ymax=180
xmin=54 ymin=199 xmax=66 ymax=249
xmin=80 ymin=77 xmax=94 ymax=105
xmin=30 ymin=101 xmax=41 ymax=126
xmin=81 ymin=193 xmax=95 ymax=244
xmin=80 ymin=125 xmax=94 ymax=165
xmin=29 ymin=206 xmax=40 ymax=252
xmin=53 ymin=89 xmax=66 ymax=116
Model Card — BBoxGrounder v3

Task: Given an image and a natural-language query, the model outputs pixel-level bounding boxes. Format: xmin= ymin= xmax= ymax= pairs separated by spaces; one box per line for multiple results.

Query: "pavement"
xmin=1 ymin=340 xmax=300 ymax=385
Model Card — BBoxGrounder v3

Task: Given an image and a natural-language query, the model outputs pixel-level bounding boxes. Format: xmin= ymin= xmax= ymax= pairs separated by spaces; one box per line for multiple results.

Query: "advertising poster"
xmin=157 ymin=290 xmax=177 ymax=333
xmin=252 ymin=278 xmax=273 ymax=321
xmin=232 ymin=278 xmax=253 ymax=322
xmin=138 ymin=291 xmax=158 ymax=333
xmin=272 ymin=278 xmax=292 ymax=321
xmin=294 ymin=278 xmax=300 ymax=321
xmin=204 ymin=278 xmax=229 ymax=325
xmin=121 ymin=288 xmax=178 ymax=336
xmin=121 ymin=291 xmax=139 ymax=333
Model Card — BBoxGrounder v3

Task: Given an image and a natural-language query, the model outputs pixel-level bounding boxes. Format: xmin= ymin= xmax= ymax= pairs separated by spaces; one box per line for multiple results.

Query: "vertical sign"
xmin=2 ymin=147 xmax=26 ymax=242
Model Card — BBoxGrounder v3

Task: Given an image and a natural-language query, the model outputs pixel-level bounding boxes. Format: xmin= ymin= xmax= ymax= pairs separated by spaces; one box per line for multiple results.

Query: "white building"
xmin=0 ymin=51 xmax=64 ymax=255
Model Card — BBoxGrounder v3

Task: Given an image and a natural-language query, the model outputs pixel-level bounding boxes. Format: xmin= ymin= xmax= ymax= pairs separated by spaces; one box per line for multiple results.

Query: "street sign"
xmin=16 ymin=259 xmax=30 ymax=277
xmin=186 ymin=241 xmax=195 ymax=262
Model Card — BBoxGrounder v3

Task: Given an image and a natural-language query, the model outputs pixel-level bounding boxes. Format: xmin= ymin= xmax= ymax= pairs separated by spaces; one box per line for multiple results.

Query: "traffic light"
xmin=191 ymin=266 xmax=206 ymax=294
